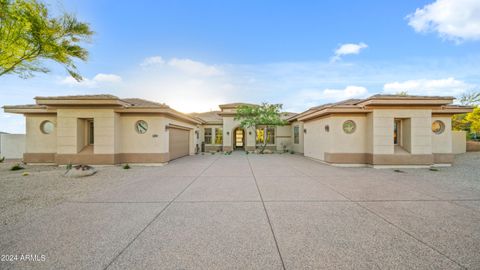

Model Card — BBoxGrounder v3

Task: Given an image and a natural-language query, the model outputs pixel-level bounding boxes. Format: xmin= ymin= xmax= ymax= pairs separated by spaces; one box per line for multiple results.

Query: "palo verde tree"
xmin=0 ymin=0 xmax=93 ymax=80
xmin=234 ymin=103 xmax=288 ymax=153
xmin=453 ymin=90 xmax=480 ymax=140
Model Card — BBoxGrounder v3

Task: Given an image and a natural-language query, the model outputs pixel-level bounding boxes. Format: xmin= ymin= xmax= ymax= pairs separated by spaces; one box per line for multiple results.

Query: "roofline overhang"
xmin=115 ymin=108 xmax=204 ymax=125
xmin=356 ymin=98 xmax=454 ymax=107
xmin=35 ymin=98 xmax=131 ymax=107
xmin=298 ymin=108 xmax=371 ymax=122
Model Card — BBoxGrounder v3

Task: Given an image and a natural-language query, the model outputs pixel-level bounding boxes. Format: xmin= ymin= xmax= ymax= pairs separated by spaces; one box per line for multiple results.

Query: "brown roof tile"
xmin=122 ymin=98 xmax=169 ymax=108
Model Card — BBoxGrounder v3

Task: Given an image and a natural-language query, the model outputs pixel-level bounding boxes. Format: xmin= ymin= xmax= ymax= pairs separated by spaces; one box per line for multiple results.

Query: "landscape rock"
xmin=64 ymin=165 xmax=97 ymax=178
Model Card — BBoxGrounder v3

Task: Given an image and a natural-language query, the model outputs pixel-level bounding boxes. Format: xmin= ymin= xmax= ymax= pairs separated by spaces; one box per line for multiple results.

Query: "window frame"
xmin=256 ymin=126 xmax=275 ymax=145
xmin=293 ymin=126 xmax=299 ymax=144
xmin=214 ymin=127 xmax=223 ymax=144
xmin=204 ymin=128 xmax=212 ymax=144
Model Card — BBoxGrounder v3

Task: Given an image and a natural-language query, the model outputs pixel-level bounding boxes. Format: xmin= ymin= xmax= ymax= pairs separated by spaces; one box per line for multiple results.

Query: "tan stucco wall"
xmin=222 ymin=116 xmax=255 ymax=150
xmin=118 ymin=115 xmax=166 ymax=154
xmin=329 ymin=116 xmax=368 ymax=154
xmin=304 ymin=115 xmax=368 ymax=160
xmin=56 ymin=109 xmax=116 ymax=154
xmin=304 ymin=117 xmax=332 ymax=160
xmin=402 ymin=118 xmax=412 ymax=152
xmin=119 ymin=114 xmax=197 ymax=155
xmin=291 ymin=121 xmax=304 ymax=154
xmin=276 ymin=125 xmax=292 ymax=151
xmin=25 ymin=114 xmax=57 ymax=153
xmin=431 ymin=116 xmax=452 ymax=154
xmin=372 ymin=109 xmax=432 ymax=155
xmin=452 ymin=130 xmax=467 ymax=154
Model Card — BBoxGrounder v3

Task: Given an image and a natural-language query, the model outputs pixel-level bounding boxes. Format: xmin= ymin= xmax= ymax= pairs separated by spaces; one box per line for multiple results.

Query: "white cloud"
xmin=287 ymin=86 xmax=369 ymax=111
xmin=323 ymin=85 xmax=369 ymax=99
xmin=383 ymin=77 xmax=474 ymax=96
xmin=60 ymin=73 xmax=122 ymax=88
xmin=92 ymin=73 xmax=122 ymax=83
xmin=331 ymin=43 xmax=368 ymax=62
xmin=167 ymin=58 xmax=222 ymax=76
xmin=140 ymin=56 xmax=165 ymax=66
xmin=406 ymin=0 xmax=480 ymax=42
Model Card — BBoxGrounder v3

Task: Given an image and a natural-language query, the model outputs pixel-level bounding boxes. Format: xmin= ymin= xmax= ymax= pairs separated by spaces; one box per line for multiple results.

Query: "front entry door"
xmin=234 ymin=128 xmax=244 ymax=149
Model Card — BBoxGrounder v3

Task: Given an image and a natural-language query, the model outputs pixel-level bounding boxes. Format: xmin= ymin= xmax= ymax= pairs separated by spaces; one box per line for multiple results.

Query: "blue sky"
xmin=1 ymin=0 xmax=480 ymax=133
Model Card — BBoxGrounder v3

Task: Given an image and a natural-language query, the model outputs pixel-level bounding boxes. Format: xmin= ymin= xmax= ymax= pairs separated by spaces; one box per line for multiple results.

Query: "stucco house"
xmin=3 ymin=94 xmax=472 ymax=167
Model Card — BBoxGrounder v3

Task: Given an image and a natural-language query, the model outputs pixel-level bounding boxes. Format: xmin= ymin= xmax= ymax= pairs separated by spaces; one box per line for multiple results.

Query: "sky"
xmin=1 ymin=0 xmax=480 ymax=133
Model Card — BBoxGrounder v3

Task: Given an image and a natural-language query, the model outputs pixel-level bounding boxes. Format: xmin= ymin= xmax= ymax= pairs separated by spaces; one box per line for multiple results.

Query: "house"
xmin=3 ymin=94 xmax=472 ymax=167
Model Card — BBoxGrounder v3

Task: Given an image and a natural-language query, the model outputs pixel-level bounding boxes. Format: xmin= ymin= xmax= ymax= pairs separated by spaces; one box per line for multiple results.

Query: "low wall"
xmin=467 ymin=141 xmax=480 ymax=152
xmin=0 ymin=134 xmax=26 ymax=159
xmin=452 ymin=131 xmax=467 ymax=154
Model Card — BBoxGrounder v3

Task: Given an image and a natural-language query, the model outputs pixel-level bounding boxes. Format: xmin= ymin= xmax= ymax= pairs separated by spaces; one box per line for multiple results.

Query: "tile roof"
xmin=190 ymin=111 xmax=223 ymax=123
xmin=35 ymin=94 xmax=119 ymax=100
xmin=122 ymin=98 xmax=169 ymax=108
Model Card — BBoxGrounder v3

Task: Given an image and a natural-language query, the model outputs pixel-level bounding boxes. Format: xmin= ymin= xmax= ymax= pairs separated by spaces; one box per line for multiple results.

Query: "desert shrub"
xmin=10 ymin=164 xmax=24 ymax=171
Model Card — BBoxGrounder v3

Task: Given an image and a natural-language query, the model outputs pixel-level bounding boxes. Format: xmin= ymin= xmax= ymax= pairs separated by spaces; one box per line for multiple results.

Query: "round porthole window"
xmin=432 ymin=120 xmax=445 ymax=135
xmin=135 ymin=120 xmax=148 ymax=134
xmin=342 ymin=120 xmax=356 ymax=134
xmin=40 ymin=120 xmax=54 ymax=134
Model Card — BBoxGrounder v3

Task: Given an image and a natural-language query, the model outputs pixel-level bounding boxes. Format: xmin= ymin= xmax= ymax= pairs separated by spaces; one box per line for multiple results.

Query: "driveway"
xmin=1 ymin=152 xmax=480 ymax=269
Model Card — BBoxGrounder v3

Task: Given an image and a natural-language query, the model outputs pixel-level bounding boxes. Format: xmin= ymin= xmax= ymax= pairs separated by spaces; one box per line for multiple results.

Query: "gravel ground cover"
xmin=0 ymin=152 xmax=479 ymax=269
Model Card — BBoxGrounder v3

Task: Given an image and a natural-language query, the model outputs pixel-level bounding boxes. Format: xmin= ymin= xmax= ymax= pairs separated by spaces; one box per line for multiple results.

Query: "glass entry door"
xmin=235 ymin=128 xmax=244 ymax=148
xmin=394 ymin=119 xmax=401 ymax=145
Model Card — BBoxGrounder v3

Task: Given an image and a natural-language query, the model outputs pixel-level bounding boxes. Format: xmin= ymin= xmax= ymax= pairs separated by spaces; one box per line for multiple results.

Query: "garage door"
xmin=169 ymin=127 xmax=190 ymax=160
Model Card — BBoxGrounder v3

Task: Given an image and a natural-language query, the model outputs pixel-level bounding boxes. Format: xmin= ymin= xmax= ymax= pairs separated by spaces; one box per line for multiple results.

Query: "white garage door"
xmin=169 ymin=127 xmax=190 ymax=160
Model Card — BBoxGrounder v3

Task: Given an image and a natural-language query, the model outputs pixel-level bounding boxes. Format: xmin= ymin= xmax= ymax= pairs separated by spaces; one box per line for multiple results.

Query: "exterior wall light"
xmin=226 ymin=131 xmax=230 ymax=135
xmin=304 ymin=128 xmax=307 ymax=134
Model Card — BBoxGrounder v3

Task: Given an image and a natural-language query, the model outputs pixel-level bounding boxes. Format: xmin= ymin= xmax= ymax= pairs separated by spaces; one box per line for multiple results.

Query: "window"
xmin=394 ymin=119 xmax=401 ymax=145
xmin=135 ymin=120 xmax=148 ymax=134
xmin=88 ymin=120 xmax=94 ymax=145
xmin=266 ymin=127 xmax=275 ymax=144
xmin=214 ymin=128 xmax=223 ymax=144
xmin=256 ymin=128 xmax=264 ymax=144
xmin=432 ymin=120 xmax=445 ymax=135
xmin=256 ymin=126 xmax=275 ymax=144
xmin=40 ymin=121 xmax=54 ymax=134
xmin=342 ymin=120 xmax=356 ymax=134
xmin=293 ymin=126 xmax=299 ymax=144
xmin=204 ymin=128 xmax=212 ymax=144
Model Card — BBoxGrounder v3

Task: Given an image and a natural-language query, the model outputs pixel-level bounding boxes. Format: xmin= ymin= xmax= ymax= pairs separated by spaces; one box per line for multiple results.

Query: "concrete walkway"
xmin=1 ymin=152 xmax=479 ymax=269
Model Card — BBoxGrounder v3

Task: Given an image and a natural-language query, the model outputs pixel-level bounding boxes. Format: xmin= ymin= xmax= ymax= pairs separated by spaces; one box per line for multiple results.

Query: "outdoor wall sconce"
xmin=152 ymin=134 xmax=158 ymax=138
xmin=249 ymin=131 xmax=252 ymax=135
xmin=226 ymin=131 xmax=230 ymax=135
xmin=324 ymin=125 xmax=330 ymax=132
xmin=304 ymin=128 xmax=307 ymax=134
xmin=165 ymin=125 xmax=169 ymax=131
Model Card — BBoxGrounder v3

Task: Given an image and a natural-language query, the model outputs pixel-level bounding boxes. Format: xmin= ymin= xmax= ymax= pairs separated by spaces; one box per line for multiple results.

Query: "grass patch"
xmin=393 ymin=169 xmax=405 ymax=173
xmin=429 ymin=167 xmax=439 ymax=171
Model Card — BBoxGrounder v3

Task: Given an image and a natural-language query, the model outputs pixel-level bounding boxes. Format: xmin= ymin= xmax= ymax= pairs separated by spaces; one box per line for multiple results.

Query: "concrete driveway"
xmin=1 ymin=152 xmax=480 ymax=269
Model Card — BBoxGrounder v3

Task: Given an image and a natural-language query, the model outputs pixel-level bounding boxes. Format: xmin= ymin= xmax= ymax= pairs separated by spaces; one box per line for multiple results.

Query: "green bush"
xmin=10 ymin=164 xmax=24 ymax=171
xmin=289 ymin=150 xmax=294 ymax=154
xmin=0 ymin=156 xmax=5 ymax=163
xmin=66 ymin=163 xmax=73 ymax=170
xmin=123 ymin=164 xmax=131 ymax=170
